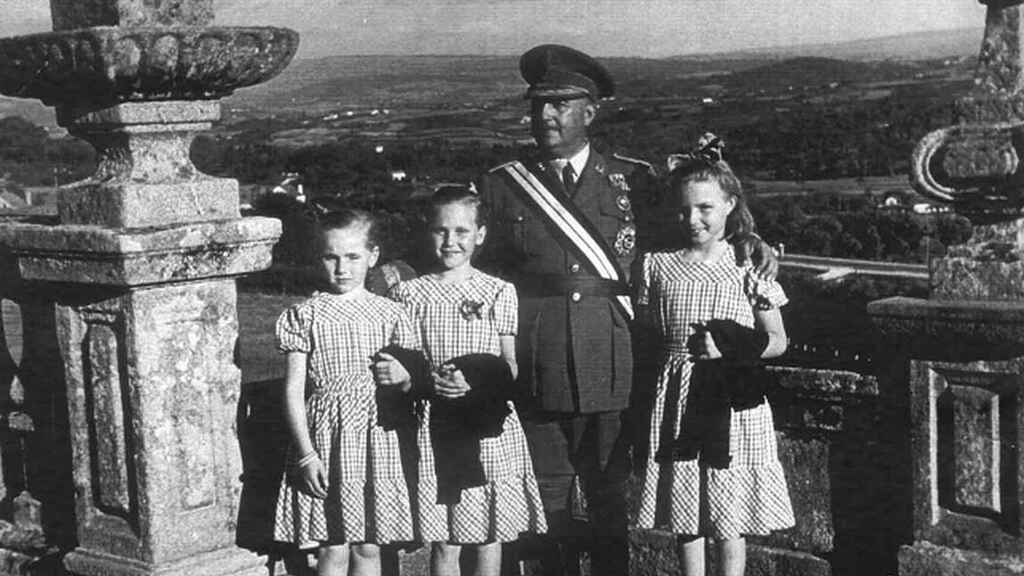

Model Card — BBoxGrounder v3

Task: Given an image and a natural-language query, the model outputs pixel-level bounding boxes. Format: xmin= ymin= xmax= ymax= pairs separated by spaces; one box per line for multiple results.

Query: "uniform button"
xmin=624 ymin=214 xmax=633 ymax=222
xmin=570 ymin=263 xmax=580 ymax=273
xmin=571 ymin=291 xmax=582 ymax=302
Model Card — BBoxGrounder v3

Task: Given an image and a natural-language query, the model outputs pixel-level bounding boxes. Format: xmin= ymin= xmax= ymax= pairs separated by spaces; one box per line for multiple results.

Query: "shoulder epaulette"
xmin=488 ymin=160 xmax=520 ymax=174
xmin=612 ymin=153 xmax=657 ymax=175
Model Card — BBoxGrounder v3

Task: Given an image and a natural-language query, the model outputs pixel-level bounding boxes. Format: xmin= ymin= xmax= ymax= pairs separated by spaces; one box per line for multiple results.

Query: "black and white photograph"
xmin=0 ymin=1 xmax=1011 ymax=575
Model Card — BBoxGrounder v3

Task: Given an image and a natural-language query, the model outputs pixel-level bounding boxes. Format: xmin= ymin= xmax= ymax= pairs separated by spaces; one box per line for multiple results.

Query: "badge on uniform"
xmin=614 ymin=224 xmax=636 ymax=257
xmin=608 ymin=173 xmax=631 ymax=192
xmin=459 ymin=299 xmax=484 ymax=321
xmin=615 ymin=194 xmax=631 ymax=213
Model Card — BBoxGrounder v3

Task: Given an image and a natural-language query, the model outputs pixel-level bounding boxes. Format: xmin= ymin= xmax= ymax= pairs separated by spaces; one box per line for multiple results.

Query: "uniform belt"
xmin=516 ymin=274 xmax=629 ymax=297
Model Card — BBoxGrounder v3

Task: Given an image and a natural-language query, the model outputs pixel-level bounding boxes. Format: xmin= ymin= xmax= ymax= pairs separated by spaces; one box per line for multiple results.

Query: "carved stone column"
xmin=870 ymin=2 xmax=1024 ymax=574
xmin=0 ymin=2 xmax=297 ymax=575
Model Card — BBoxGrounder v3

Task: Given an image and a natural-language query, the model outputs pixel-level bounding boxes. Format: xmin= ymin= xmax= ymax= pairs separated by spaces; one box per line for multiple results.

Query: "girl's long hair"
xmin=667 ymin=134 xmax=755 ymax=243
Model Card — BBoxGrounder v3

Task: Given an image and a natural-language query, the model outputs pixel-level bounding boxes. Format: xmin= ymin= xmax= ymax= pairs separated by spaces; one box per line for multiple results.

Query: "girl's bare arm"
xmin=754 ymin=307 xmax=788 ymax=359
xmin=499 ymin=334 xmax=518 ymax=380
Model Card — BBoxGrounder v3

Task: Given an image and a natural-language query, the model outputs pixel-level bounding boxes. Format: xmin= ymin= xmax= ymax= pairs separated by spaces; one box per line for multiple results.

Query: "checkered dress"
xmin=273 ymin=290 xmax=419 ymax=546
xmin=390 ymin=271 xmax=547 ymax=544
xmin=634 ymin=249 xmax=794 ymax=539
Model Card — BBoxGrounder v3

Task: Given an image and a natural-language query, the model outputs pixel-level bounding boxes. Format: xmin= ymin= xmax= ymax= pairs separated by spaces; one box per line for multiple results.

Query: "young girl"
xmin=274 ymin=209 xmax=419 ymax=576
xmin=635 ymin=134 xmax=794 ymax=576
xmin=389 ymin=186 xmax=546 ymax=576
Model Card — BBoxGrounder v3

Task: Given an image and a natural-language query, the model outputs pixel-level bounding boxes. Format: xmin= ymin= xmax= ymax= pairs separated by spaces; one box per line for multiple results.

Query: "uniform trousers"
xmin=521 ymin=411 xmax=631 ymax=576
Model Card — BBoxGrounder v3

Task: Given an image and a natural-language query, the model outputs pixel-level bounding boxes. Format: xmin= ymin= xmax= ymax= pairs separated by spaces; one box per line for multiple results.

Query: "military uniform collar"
xmin=536 ymin=143 xmax=591 ymax=175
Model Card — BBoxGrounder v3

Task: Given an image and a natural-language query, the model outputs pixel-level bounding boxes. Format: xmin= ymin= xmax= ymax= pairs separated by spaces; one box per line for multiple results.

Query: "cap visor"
xmin=525 ymin=86 xmax=593 ymax=100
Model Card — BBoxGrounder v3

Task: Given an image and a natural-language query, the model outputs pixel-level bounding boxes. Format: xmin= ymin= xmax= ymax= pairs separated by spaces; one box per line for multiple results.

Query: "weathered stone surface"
xmin=0 ymin=217 xmax=280 ymax=286
xmin=909 ymin=3 xmax=1024 ymax=209
xmin=47 ymin=100 xmax=235 ymax=228
xmin=58 ymin=280 xmax=265 ymax=575
xmin=869 ymin=297 xmax=1024 ymax=360
xmin=929 ymin=217 xmax=1024 ymax=299
xmin=908 ymin=357 xmax=1024 ymax=556
xmin=59 ymin=177 xmax=241 ymax=229
xmin=899 ymin=542 xmax=1024 ymax=576
xmin=629 ymin=528 xmax=679 ymax=576
xmin=629 ymin=530 xmax=831 ymax=576
xmin=0 ymin=27 xmax=298 ymax=106
xmin=742 ymin=545 xmax=832 ymax=576
xmin=0 ymin=0 xmax=293 ymax=573
xmin=976 ymin=2 xmax=1024 ymax=96
xmin=770 ymin=436 xmax=833 ymax=554
xmin=51 ymin=0 xmax=216 ymax=30
xmin=772 ymin=366 xmax=879 ymax=397
xmin=64 ymin=546 xmax=266 ymax=576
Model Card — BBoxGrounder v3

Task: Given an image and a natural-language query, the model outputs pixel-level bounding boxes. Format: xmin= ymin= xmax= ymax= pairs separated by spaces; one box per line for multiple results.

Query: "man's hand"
xmin=372 ymin=352 xmax=411 ymax=389
xmin=433 ymin=365 xmax=470 ymax=399
xmin=736 ymin=234 xmax=779 ymax=280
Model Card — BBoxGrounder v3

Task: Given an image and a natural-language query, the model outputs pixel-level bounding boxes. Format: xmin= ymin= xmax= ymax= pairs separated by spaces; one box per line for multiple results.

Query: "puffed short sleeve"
xmin=636 ymin=253 xmax=653 ymax=306
xmin=744 ymin=269 xmax=789 ymax=311
xmin=276 ymin=301 xmax=312 ymax=354
xmin=390 ymin=307 xmax=421 ymax=349
xmin=493 ymin=281 xmax=518 ymax=335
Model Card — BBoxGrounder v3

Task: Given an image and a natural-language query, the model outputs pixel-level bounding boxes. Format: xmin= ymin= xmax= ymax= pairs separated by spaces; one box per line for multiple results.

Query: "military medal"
xmin=615 ymin=194 xmax=631 ymax=212
xmin=608 ymin=173 xmax=630 ymax=192
xmin=614 ymin=224 xmax=636 ymax=256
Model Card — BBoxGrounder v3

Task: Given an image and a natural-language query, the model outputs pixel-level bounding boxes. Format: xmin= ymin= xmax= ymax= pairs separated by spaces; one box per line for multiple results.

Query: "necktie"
xmin=561 ymin=162 xmax=576 ymax=192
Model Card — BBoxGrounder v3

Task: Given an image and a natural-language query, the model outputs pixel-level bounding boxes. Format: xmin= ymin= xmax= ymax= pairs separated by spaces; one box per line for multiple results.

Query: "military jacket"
xmin=477 ymin=147 xmax=656 ymax=413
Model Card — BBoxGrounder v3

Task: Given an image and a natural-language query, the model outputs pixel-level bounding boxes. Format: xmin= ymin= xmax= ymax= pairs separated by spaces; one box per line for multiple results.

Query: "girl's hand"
xmin=688 ymin=328 xmax=723 ymax=360
xmin=433 ymin=366 xmax=470 ymax=399
xmin=372 ymin=352 xmax=411 ymax=388
xmin=701 ymin=331 xmax=723 ymax=359
xmin=296 ymin=454 xmax=328 ymax=499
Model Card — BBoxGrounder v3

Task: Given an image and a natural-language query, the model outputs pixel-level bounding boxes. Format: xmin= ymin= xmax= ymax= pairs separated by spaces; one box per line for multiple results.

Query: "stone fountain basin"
xmin=0 ymin=26 xmax=298 ymax=105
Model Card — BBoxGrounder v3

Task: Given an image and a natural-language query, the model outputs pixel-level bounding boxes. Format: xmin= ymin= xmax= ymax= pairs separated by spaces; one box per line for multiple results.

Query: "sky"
xmin=1 ymin=0 xmax=987 ymax=59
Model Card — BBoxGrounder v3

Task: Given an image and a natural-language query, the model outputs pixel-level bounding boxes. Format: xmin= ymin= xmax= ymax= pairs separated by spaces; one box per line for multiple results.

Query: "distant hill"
xmin=718 ymin=57 xmax=923 ymax=93
xmin=0 ymin=26 xmax=983 ymax=126
xmin=687 ymin=26 xmax=982 ymax=62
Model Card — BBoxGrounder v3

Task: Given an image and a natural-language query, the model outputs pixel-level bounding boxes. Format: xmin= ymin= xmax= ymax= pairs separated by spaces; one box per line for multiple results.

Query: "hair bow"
xmin=666 ymin=132 xmax=725 ymax=172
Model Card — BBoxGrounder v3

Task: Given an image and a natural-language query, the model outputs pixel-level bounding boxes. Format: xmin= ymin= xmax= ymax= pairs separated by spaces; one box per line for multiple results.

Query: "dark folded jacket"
xmin=657 ymin=319 xmax=770 ymax=468
xmin=374 ymin=345 xmax=430 ymax=431
xmin=430 ymin=353 xmax=513 ymax=504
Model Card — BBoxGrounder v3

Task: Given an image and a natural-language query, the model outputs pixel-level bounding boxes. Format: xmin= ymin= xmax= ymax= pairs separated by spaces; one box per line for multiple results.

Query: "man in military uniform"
xmin=475 ymin=44 xmax=652 ymax=576
xmin=476 ymin=44 xmax=773 ymax=575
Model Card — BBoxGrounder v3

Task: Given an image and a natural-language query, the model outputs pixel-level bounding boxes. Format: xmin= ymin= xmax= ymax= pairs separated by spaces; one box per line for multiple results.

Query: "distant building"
xmin=0 ymin=191 xmax=26 ymax=210
xmin=272 ymin=173 xmax=305 ymax=203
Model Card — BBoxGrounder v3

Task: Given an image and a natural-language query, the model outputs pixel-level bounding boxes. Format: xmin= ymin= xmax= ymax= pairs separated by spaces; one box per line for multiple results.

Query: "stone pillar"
xmin=0 ymin=2 xmax=297 ymax=575
xmin=870 ymin=2 xmax=1024 ymax=574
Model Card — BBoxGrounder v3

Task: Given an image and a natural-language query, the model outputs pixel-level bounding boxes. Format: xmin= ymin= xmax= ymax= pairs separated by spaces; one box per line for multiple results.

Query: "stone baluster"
xmin=0 ymin=2 xmax=297 ymax=575
xmin=870 ymin=2 xmax=1024 ymax=575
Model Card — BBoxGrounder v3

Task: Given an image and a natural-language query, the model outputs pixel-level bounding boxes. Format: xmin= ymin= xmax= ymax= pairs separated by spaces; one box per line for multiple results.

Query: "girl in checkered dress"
xmin=635 ymin=135 xmax=794 ymax=576
xmin=274 ymin=209 xmax=419 ymax=576
xmin=390 ymin=186 xmax=546 ymax=576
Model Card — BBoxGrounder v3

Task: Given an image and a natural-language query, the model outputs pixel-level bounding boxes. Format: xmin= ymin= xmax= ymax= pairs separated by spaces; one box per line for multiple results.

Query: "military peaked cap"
xmin=520 ymin=44 xmax=615 ymax=100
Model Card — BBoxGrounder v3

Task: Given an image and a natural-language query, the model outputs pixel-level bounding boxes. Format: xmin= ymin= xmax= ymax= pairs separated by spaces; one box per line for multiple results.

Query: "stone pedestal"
xmin=0 ymin=1 xmax=296 ymax=574
xmin=870 ymin=297 xmax=1024 ymax=576
xmin=869 ymin=2 xmax=1024 ymax=574
xmin=0 ymin=217 xmax=281 ymax=576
